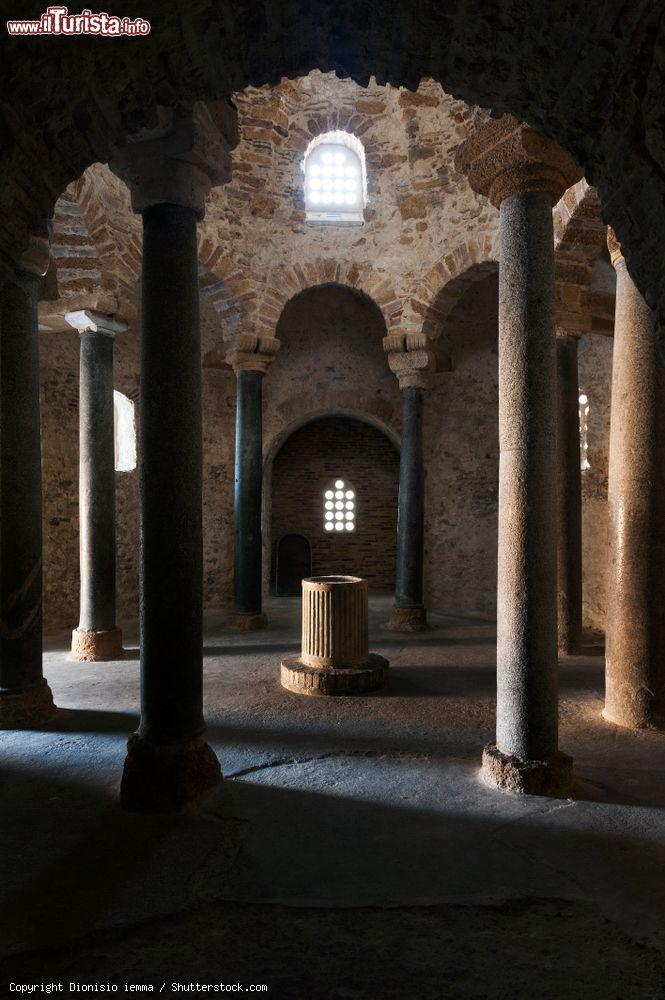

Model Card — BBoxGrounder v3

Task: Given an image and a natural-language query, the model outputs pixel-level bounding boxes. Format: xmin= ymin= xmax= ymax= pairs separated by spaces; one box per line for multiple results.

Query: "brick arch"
xmin=553 ymin=180 xmax=613 ymax=334
xmin=0 ymin=0 xmax=663 ymax=342
xmin=197 ymin=233 xmax=255 ymax=335
xmin=410 ymin=237 xmax=498 ymax=340
xmin=255 ymin=260 xmax=403 ymax=338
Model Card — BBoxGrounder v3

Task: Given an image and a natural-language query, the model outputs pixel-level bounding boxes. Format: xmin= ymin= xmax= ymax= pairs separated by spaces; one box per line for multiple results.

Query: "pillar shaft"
xmin=78 ymin=331 xmax=117 ymax=632
xmin=556 ymin=334 xmax=583 ymax=655
xmin=233 ymin=371 xmax=263 ymax=618
xmin=0 ymin=268 xmax=55 ymax=722
xmin=604 ymin=251 xmax=665 ymax=728
xmin=139 ymin=203 xmax=204 ymax=744
xmin=496 ymin=191 xmax=558 ymax=761
xmin=395 ymin=387 xmax=425 ymax=610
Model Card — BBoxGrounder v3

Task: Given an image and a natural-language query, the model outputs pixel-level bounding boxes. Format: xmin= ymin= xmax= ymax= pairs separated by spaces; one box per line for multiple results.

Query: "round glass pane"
xmin=335 ymin=480 xmax=344 ymax=489
xmin=345 ymin=500 xmax=354 ymax=510
xmin=310 ymin=163 xmax=321 ymax=176
xmin=345 ymin=523 xmax=354 ymax=531
xmin=325 ymin=490 xmax=334 ymax=499
xmin=325 ymin=522 xmax=333 ymax=531
xmin=322 ymin=151 xmax=333 ymax=163
xmin=335 ymin=522 xmax=344 ymax=531
xmin=335 ymin=511 xmax=343 ymax=521
xmin=345 ymin=490 xmax=354 ymax=499
xmin=325 ymin=512 xmax=334 ymax=521
xmin=325 ymin=500 xmax=334 ymax=510
xmin=345 ymin=511 xmax=354 ymax=521
xmin=335 ymin=501 xmax=343 ymax=510
xmin=335 ymin=491 xmax=344 ymax=499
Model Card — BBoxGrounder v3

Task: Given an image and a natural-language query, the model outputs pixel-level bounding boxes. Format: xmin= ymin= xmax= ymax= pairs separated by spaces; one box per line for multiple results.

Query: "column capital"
xmin=607 ymin=227 xmax=625 ymax=269
xmin=226 ymin=332 xmax=280 ymax=374
xmin=454 ymin=115 xmax=583 ymax=208
xmin=383 ymin=332 xmax=435 ymax=390
xmin=555 ymin=325 xmax=583 ymax=340
xmin=65 ymin=309 xmax=127 ymax=338
xmin=110 ymin=101 xmax=239 ymax=218
xmin=19 ymin=235 xmax=50 ymax=278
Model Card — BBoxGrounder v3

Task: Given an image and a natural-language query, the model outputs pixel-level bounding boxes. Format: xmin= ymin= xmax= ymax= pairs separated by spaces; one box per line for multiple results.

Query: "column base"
xmin=480 ymin=743 xmax=573 ymax=797
xmin=227 ymin=612 xmax=268 ymax=631
xmin=120 ymin=732 xmax=222 ymax=814
xmin=0 ymin=683 xmax=57 ymax=728
xmin=387 ymin=605 xmax=428 ymax=632
xmin=70 ymin=627 xmax=124 ymax=662
xmin=602 ymin=703 xmax=665 ymax=732
xmin=281 ymin=653 xmax=389 ymax=696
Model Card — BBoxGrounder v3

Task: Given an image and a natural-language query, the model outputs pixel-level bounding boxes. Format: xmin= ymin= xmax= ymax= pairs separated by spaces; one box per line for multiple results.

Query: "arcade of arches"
xmin=2 ymin=9 xmax=665 ymax=994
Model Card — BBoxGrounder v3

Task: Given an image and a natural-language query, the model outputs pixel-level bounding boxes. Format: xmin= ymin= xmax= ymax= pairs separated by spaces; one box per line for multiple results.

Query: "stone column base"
xmin=281 ymin=653 xmax=389 ymax=696
xmin=480 ymin=744 xmax=573 ymax=797
xmin=227 ymin=612 xmax=268 ymax=631
xmin=387 ymin=605 xmax=428 ymax=632
xmin=120 ymin=732 xmax=222 ymax=814
xmin=0 ymin=682 xmax=57 ymax=728
xmin=70 ymin=627 xmax=124 ymax=662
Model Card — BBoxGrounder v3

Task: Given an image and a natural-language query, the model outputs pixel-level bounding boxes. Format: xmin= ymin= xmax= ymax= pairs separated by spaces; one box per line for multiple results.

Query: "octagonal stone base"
xmin=281 ymin=653 xmax=389 ymax=696
xmin=480 ymin=744 xmax=573 ymax=797
xmin=227 ymin=612 xmax=268 ymax=631
xmin=70 ymin=627 xmax=124 ymax=662
xmin=0 ymin=682 xmax=57 ymax=728
xmin=387 ymin=605 xmax=428 ymax=632
xmin=120 ymin=733 xmax=222 ymax=814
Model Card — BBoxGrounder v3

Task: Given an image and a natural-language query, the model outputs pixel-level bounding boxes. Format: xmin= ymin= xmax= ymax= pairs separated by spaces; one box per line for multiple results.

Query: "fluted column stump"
xmin=281 ymin=576 xmax=389 ymax=695
xmin=456 ymin=116 xmax=582 ymax=795
xmin=0 ymin=236 xmax=56 ymax=727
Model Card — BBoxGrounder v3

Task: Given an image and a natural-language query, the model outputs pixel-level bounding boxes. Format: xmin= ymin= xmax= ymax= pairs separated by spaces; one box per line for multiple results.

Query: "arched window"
xmin=302 ymin=130 xmax=367 ymax=225
xmin=114 ymin=390 xmax=137 ymax=472
xmin=323 ymin=479 xmax=356 ymax=532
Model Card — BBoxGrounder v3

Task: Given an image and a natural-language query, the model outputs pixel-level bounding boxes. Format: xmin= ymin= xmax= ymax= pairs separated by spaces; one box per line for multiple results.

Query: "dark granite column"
xmin=111 ymin=100 xmax=238 ymax=812
xmin=0 ymin=237 xmax=56 ymax=726
xmin=389 ymin=387 xmax=427 ymax=631
xmin=226 ymin=334 xmax=279 ymax=631
xmin=556 ymin=331 xmax=583 ymax=656
xmin=67 ymin=310 xmax=126 ymax=661
xmin=233 ymin=372 xmax=265 ymax=628
xmin=456 ymin=116 xmax=582 ymax=795
xmin=384 ymin=332 xmax=433 ymax=632
xmin=604 ymin=229 xmax=665 ymax=729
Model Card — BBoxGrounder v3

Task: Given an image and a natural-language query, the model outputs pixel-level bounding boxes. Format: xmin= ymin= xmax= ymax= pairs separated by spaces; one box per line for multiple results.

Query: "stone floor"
xmin=2 ymin=595 xmax=665 ymax=998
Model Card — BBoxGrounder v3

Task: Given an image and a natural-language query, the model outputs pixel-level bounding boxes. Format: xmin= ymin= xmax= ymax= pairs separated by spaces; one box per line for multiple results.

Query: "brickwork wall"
xmin=270 ymin=417 xmax=399 ymax=590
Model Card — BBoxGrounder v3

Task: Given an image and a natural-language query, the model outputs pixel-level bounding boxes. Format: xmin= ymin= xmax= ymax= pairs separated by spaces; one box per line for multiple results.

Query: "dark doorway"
xmin=275 ymin=534 xmax=312 ymax=595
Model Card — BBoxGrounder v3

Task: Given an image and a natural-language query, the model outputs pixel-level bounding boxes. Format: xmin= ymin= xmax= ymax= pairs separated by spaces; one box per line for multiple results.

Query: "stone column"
xmin=67 ymin=310 xmax=126 ymax=661
xmin=455 ymin=117 xmax=582 ymax=795
xmin=383 ymin=332 xmax=434 ymax=631
xmin=0 ymin=236 xmax=56 ymax=726
xmin=111 ymin=101 xmax=238 ymax=812
xmin=604 ymin=229 xmax=665 ymax=729
xmin=226 ymin=333 xmax=279 ymax=630
xmin=556 ymin=329 xmax=583 ymax=655
xmin=281 ymin=575 xmax=389 ymax=695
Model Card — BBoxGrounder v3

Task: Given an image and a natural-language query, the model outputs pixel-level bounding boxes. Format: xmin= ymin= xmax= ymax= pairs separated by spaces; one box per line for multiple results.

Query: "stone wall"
xmin=270 ymin=416 xmax=399 ymax=590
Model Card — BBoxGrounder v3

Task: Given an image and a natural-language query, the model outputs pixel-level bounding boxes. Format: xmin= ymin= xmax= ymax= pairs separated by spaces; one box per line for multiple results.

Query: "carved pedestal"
xmin=281 ymin=576 xmax=388 ymax=695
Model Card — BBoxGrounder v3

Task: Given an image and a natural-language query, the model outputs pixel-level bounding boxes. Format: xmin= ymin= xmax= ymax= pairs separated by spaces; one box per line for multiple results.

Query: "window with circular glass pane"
xmin=323 ymin=478 xmax=355 ymax=532
xmin=303 ymin=131 xmax=367 ymax=225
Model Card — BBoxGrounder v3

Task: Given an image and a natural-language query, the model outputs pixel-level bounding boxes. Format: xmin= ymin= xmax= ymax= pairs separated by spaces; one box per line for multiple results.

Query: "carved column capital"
xmin=65 ymin=309 xmax=127 ymax=338
xmin=383 ymin=332 xmax=435 ymax=390
xmin=19 ymin=235 xmax=50 ymax=278
xmin=454 ymin=115 xmax=583 ymax=208
xmin=226 ymin=332 xmax=280 ymax=374
xmin=110 ymin=101 xmax=239 ymax=218
xmin=607 ymin=227 xmax=624 ymax=269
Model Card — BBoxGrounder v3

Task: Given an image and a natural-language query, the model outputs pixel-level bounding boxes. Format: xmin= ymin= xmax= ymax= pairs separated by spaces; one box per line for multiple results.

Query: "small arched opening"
xmin=269 ymin=414 xmax=400 ymax=594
